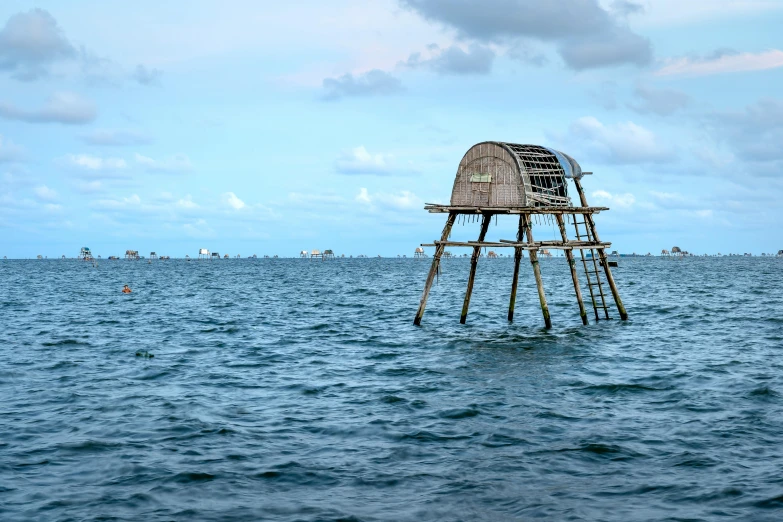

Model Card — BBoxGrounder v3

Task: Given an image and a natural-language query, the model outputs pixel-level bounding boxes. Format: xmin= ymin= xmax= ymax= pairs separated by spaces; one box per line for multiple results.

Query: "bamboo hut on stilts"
xmin=414 ymin=247 xmax=427 ymax=259
xmin=413 ymin=141 xmax=628 ymax=327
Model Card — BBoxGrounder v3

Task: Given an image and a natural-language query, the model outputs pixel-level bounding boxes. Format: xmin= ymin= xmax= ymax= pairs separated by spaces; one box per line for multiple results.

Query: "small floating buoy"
xmin=135 ymin=350 xmax=154 ymax=358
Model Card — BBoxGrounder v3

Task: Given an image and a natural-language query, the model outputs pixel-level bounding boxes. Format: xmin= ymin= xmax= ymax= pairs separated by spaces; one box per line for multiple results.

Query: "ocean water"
xmin=1 ymin=256 xmax=782 ymax=521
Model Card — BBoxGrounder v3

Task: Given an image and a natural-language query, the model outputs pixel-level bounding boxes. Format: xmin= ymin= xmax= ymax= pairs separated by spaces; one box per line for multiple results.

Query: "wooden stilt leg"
xmin=597 ymin=248 xmax=628 ymax=320
xmin=508 ymin=215 xmax=524 ymax=322
xmin=414 ymin=212 xmax=457 ymax=326
xmin=460 ymin=213 xmax=491 ymax=324
xmin=523 ymin=214 xmax=552 ymax=329
xmin=556 ymin=214 xmax=588 ymax=325
xmin=573 ymin=178 xmax=628 ymax=321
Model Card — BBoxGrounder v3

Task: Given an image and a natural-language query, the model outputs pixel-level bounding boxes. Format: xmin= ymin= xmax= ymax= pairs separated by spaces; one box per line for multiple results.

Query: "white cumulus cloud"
xmin=33 ymin=184 xmax=57 ymax=201
xmin=565 ymin=116 xmax=673 ymax=164
xmin=135 ymin=152 xmax=191 ymax=173
xmin=0 ymin=92 xmax=96 ymax=124
xmin=591 ymin=189 xmax=636 ymax=209
xmin=335 ymin=146 xmax=393 ymax=175
xmin=355 ymin=188 xmax=422 ymax=211
xmin=65 ymin=153 xmax=127 ymax=170
xmin=222 ymin=192 xmax=245 ymax=210
xmin=176 ymin=194 xmax=199 ymax=209
xmin=656 ymin=49 xmax=783 ymax=77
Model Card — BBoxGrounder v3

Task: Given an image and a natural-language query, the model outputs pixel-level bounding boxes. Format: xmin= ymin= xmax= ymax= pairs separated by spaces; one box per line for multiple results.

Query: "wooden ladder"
xmin=572 ymin=216 xmax=611 ymax=320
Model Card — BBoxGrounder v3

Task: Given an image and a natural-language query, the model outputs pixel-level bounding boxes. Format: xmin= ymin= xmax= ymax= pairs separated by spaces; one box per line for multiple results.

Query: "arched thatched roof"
xmin=450 ymin=142 xmax=584 ymax=207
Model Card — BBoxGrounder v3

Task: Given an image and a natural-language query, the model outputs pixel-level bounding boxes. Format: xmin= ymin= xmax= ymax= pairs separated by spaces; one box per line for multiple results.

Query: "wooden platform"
xmin=421 ymin=240 xmax=611 ymax=250
xmin=424 ymin=204 xmax=608 ymax=215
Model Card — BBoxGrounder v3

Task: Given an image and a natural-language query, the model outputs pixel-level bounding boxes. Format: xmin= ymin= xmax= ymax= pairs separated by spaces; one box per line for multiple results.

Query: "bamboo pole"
xmin=573 ymin=178 xmax=628 ymax=321
xmin=414 ymin=212 xmax=457 ymax=326
xmin=508 ymin=215 xmax=524 ymax=322
xmin=556 ymin=214 xmax=588 ymax=325
xmin=523 ymin=214 xmax=552 ymax=329
xmin=460 ymin=213 xmax=492 ymax=324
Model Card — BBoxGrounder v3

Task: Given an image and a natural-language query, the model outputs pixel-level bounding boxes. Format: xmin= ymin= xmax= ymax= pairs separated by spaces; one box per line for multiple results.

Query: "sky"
xmin=0 ymin=0 xmax=782 ymax=258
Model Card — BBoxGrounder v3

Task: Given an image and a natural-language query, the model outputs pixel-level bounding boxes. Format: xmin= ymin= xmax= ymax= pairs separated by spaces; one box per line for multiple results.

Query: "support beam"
xmin=508 ymin=216 xmax=524 ymax=322
xmin=414 ymin=212 xmax=457 ymax=326
xmin=556 ymin=214 xmax=588 ymax=325
xmin=523 ymin=214 xmax=552 ymax=329
xmin=460 ymin=213 xmax=492 ymax=324
xmin=574 ymin=178 xmax=628 ymax=321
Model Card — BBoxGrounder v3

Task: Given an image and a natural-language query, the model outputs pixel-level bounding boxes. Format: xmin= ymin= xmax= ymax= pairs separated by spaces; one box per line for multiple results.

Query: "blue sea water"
xmin=1 ymin=257 xmax=782 ymax=521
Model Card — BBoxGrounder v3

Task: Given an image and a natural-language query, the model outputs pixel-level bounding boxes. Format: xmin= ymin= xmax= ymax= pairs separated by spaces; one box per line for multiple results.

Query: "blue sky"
xmin=1 ymin=0 xmax=782 ymax=258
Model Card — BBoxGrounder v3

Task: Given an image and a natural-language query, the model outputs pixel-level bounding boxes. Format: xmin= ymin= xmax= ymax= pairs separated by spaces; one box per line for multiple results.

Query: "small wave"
xmin=396 ymin=430 xmax=474 ymax=443
xmin=749 ymin=386 xmax=779 ymax=398
xmin=577 ymin=383 xmax=671 ymax=394
xmin=753 ymin=493 xmax=783 ymax=508
xmin=547 ymin=442 xmax=643 ymax=460
xmin=437 ymin=407 xmax=480 ymax=419
xmin=41 ymin=339 xmax=89 ymax=347
xmin=380 ymin=395 xmax=407 ymax=404
xmin=169 ymin=472 xmax=215 ymax=483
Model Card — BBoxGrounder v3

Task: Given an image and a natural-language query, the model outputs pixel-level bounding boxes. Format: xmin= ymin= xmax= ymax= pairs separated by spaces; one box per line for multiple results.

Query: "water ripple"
xmin=1 ymin=257 xmax=783 ymax=521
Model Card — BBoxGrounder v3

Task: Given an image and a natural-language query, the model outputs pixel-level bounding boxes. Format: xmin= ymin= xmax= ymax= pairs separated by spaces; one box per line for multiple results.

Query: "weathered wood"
xmin=556 ymin=214 xmax=588 ymax=325
xmin=573 ymin=179 xmax=628 ymax=321
xmin=523 ymin=214 xmax=552 ymax=329
xmin=424 ymin=204 xmax=608 ymax=215
xmin=422 ymin=240 xmax=612 ymax=250
xmin=414 ymin=212 xmax=457 ymax=326
xmin=460 ymin=213 xmax=492 ymax=324
xmin=508 ymin=215 xmax=524 ymax=322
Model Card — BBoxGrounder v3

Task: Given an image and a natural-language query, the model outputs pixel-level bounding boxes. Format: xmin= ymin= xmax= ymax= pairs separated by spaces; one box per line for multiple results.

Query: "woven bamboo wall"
xmin=450 ymin=142 xmax=524 ymax=207
xmin=449 ymin=142 xmax=573 ymax=208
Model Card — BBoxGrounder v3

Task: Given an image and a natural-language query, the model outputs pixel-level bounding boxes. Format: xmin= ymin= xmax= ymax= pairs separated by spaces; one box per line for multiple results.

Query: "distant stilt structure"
xmin=252 ymin=254 xmax=258 ymax=259
xmin=212 ymin=252 xmax=220 ymax=260
xmin=37 ymin=255 xmax=43 ymax=260
xmin=224 ymin=254 xmax=229 ymax=259
xmin=672 ymin=246 xmax=684 ymax=260
xmin=778 ymin=250 xmax=783 ymax=257
xmin=414 ymin=247 xmax=427 ymax=259
xmin=323 ymin=249 xmax=335 ymax=260
xmin=150 ymin=251 xmax=158 ymax=261
xmin=300 ymin=250 xmax=308 ymax=258
xmin=661 ymin=249 xmax=670 ymax=257
xmin=310 ymin=250 xmax=323 ymax=260
xmin=198 ymin=249 xmax=209 ymax=260
xmin=414 ymin=141 xmax=628 ymax=326
xmin=125 ymin=249 xmax=140 ymax=260
xmin=78 ymin=247 xmax=94 ymax=261
xmin=487 ymin=251 xmax=498 ymax=258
